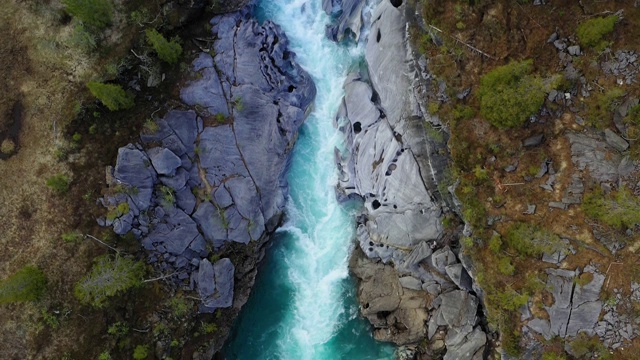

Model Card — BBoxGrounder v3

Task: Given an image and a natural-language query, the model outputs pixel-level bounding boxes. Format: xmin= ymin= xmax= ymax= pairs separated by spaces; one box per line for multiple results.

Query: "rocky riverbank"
xmin=331 ymin=0 xmax=488 ymax=359
xmin=336 ymin=0 xmax=640 ymax=359
xmin=99 ymin=6 xmax=315 ymax=354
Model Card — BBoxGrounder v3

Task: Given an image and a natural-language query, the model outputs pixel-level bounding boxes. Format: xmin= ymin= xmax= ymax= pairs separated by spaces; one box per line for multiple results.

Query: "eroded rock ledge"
xmin=98 ymin=6 xmax=315 ymax=346
xmin=332 ymin=0 xmax=486 ymax=358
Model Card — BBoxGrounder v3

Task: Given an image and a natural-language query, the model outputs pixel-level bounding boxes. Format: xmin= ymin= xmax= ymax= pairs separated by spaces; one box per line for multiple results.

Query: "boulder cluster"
xmin=99 ymin=10 xmax=315 ymax=312
xmin=330 ymin=1 xmax=487 ymax=359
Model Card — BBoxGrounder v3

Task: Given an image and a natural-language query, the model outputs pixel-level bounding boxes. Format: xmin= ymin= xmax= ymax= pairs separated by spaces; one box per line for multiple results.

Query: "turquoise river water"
xmin=223 ymin=0 xmax=396 ymax=359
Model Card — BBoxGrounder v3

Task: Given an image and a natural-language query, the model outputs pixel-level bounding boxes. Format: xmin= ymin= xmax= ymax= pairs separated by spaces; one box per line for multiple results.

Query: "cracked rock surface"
xmin=99 ymin=10 xmax=315 ymax=313
xmin=338 ymin=1 xmax=486 ymax=358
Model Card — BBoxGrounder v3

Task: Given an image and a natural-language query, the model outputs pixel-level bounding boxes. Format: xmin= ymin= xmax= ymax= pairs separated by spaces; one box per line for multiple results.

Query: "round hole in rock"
xmin=389 ymin=0 xmax=403 ymax=8
xmin=369 ymin=247 xmax=374 ymax=252
xmin=369 ymin=241 xmax=374 ymax=246
xmin=393 ymin=205 xmax=397 ymax=209
xmin=388 ymin=163 xmax=397 ymax=171
xmin=288 ymin=85 xmax=296 ymax=92
xmin=353 ymin=122 xmax=362 ymax=134
xmin=376 ymin=29 xmax=381 ymax=43
xmin=372 ymin=200 xmax=381 ymax=209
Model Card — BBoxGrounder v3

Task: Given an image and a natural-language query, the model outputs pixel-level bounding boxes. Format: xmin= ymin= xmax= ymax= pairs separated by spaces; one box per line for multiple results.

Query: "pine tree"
xmin=75 ymin=255 xmax=146 ymax=308
xmin=146 ymin=29 xmax=183 ymax=65
xmin=62 ymin=0 xmax=114 ymax=29
xmin=0 ymin=266 xmax=47 ymax=304
xmin=87 ymin=82 xmax=134 ymax=111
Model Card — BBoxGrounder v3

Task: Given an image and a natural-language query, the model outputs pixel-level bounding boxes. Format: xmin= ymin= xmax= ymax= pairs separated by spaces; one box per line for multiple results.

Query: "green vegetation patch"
xmin=478 ymin=60 xmax=547 ymax=129
xmin=0 ymin=266 xmax=47 ymax=304
xmin=75 ymin=255 xmax=146 ymax=308
xmin=133 ymin=345 xmax=149 ymax=360
xmin=583 ymin=186 xmax=640 ymax=229
xmin=87 ymin=82 xmax=134 ymax=111
xmin=577 ymin=15 xmax=618 ymax=51
xmin=46 ymin=174 xmax=71 ymax=194
xmin=504 ymin=222 xmax=564 ymax=257
xmin=62 ymin=0 xmax=114 ymax=29
xmin=146 ymin=29 xmax=182 ymax=65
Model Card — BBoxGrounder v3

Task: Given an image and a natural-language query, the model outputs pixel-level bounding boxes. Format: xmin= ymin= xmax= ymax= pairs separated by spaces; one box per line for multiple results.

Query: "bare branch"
xmin=84 ymin=234 xmax=119 ymax=253
xmin=142 ymin=271 xmax=180 ymax=283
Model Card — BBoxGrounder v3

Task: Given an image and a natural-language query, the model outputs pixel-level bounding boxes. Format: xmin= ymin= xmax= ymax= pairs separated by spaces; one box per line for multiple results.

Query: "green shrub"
xmin=133 ymin=345 xmax=149 ymax=360
xmin=62 ymin=0 xmax=113 ymax=29
xmin=168 ymin=295 xmax=191 ymax=318
xmin=1 ymin=139 xmax=16 ymax=154
xmin=62 ymin=231 xmax=83 ymax=243
xmin=106 ymin=202 xmax=130 ymax=221
xmin=98 ymin=351 xmax=112 ymax=360
xmin=46 ymin=174 xmax=71 ymax=194
xmin=160 ymin=186 xmax=175 ymax=205
xmin=214 ymin=113 xmax=226 ymax=123
xmin=0 ymin=266 xmax=47 ymax=304
xmin=583 ymin=186 xmax=640 ymax=229
xmin=75 ymin=255 xmax=145 ymax=308
xmin=504 ymin=222 xmax=564 ymax=257
xmin=490 ymin=288 xmax=528 ymax=311
xmin=587 ymin=88 xmax=625 ymax=128
xmin=451 ymin=104 xmax=475 ymax=121
xmin=478 ymin=60 xmax=546 ymax=129
xmin=498 ymin=257 xmax=515 ymax=276
xmin=87 ymin=82 xmax=134 ymax=111
xmin=68 ymin=24 xmax=97 ymax=52
xmin=577 ymin=16 xmax=618 ymax=50
xmin=568 ymin=333 xmax=612 ymax=359
xmin=202 ymin=321 xmax=218 ymax=334
xmin=146 ymin=29 xmax=182 ymax=65
xmin=542 ymin=352 xmax=567 ymax=360
xmin=41 ymin=309 xmax=60 ymax=328
xmin=107 ymin=321 xmax=129 ymax=337
xmin=489 ymin=233 xmax=502 ymax=254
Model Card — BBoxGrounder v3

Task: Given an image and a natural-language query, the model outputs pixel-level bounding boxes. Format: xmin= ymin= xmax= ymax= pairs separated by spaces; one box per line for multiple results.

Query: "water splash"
xmin=224 ymin=0 xmax=395 ymax=359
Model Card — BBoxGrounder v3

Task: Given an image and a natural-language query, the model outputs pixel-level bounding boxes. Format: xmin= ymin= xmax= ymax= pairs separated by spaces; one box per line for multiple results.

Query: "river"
xmin=223 ymin=0 xmax=395 ymax=359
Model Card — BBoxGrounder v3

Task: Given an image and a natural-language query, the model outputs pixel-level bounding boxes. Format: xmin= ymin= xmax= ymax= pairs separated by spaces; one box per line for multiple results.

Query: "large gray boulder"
xmin=201 ymin=258 xmax=235 ymax=311
xmin=435 ymin=290 xmax=478 ymax=328
xmin=112 ymin=145 xmax=156 ymax=212
xmin=567 ymin=132 xmax=621 ymax=183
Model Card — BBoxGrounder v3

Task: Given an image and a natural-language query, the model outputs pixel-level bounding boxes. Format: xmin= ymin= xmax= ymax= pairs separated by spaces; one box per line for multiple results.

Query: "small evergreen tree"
xmin=62 ymin=0 xmax=114 ymax=29
xmin=146 ymin=29 xmax=182 ymax=65
xmin=577 ymin=16 xmax=618 ymax=50
xmin=75 ymin=255 xmax=145 ymax=308
xmin=478 ymin=60 xmax=548 ymax=129
xmin=0 ymin=266 xmax=47 ymax=304
xmin=87 ymin=82 xmax=134 ymax=111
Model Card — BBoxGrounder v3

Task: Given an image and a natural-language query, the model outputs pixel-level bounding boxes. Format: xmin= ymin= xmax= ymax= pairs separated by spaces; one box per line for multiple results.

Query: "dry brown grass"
xmin=0 ymin=1 xmax=118 ymax=358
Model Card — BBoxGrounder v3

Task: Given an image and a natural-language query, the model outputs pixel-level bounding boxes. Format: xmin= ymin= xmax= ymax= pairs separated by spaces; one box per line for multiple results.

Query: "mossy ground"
xmin=410 ymin=0 xmax=640 ymax=356
xmin=0 ymin=0 xmax=239 ymax=358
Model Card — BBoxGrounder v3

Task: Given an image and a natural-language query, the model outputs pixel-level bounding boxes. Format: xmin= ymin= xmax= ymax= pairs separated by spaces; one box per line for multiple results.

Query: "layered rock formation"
xmin=330 ymin=0 xmax=486 ymax=358
xmin=99 ymin=8 xmax=315 ymax=317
